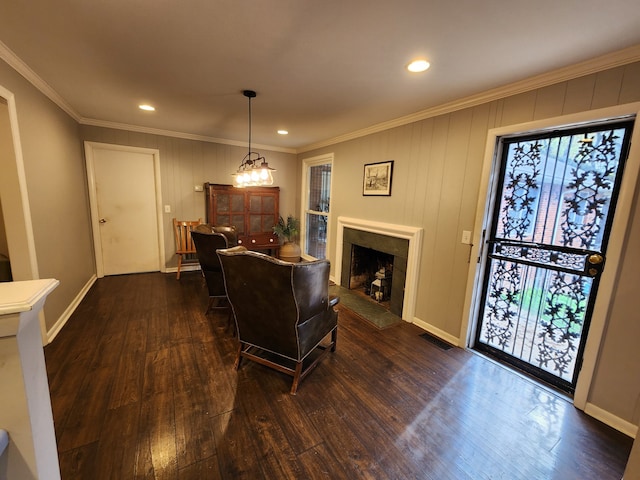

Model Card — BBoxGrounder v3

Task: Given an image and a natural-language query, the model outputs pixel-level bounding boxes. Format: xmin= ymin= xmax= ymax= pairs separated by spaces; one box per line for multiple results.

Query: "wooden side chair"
xmin=173 ymin=218 xmax=202 ymax=279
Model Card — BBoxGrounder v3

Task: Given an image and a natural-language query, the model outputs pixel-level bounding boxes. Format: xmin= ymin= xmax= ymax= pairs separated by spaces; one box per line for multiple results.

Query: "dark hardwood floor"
xmin=45 ymin=272 xmax=633 ymax=479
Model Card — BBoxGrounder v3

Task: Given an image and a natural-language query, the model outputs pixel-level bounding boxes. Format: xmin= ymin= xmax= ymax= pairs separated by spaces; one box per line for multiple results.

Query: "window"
xmin=301 ymin=154 xmax=333 ymax=259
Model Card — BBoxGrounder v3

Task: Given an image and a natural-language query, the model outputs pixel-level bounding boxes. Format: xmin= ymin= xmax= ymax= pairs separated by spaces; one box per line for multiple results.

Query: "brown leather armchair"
xmin=191 ymin=230 xmax=233 ymax=315
xmin=217 ymin=247 xmax=339 ymax=394
xmin=193 ymin=224 xmax=238 ymax=247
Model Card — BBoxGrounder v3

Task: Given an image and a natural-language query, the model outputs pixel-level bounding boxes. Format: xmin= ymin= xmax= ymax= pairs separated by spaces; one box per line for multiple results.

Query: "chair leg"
xmin=176 ymin=254 xmax=183 ymax=280
xmin=234 ymin=342 xmax=243 ymax=370
xmin=290 ymin=361 xmax=303 ymax=395
xmin=331 ymin=327 xmax=338 ymax=352
xmin=205 ymin=297 xmax=214 ymax=315
xmin=227 ymin=309 xmax=236 ymax=337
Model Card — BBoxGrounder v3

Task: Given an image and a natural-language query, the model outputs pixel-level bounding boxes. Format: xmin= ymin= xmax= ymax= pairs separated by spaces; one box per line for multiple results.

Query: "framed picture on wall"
xmin=363 ymin=160 xmax=394 ymax=196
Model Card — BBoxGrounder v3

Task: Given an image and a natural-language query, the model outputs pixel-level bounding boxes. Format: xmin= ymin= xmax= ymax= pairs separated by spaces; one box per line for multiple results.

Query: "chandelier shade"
xmin=232 ymin=90 xmax=275 ymax=187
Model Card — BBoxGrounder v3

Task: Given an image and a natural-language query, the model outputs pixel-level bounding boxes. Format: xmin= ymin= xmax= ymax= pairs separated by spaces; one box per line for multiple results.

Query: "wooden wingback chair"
xmin=191 ymin=230 xmax=232 ymax=315
xmin=173 ymin=218 xmax=202 ymax=279
xmin=217 ymin=247 xmax=339 ymax=394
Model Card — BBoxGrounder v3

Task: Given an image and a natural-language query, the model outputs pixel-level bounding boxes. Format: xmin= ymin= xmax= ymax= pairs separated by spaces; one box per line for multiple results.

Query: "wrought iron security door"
xmin=475 ymin=120 xmax=634 ymax=393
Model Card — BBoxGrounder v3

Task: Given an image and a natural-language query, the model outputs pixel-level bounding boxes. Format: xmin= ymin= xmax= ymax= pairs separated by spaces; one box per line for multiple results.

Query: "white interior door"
xmin=85 ymin=142 xmax=164 ymax=277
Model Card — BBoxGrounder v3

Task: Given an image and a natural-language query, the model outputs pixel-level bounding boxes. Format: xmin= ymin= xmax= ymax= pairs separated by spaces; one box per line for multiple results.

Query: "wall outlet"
xmin=194 ymin=185 xmax=203 ymax=192
xmin=461 ymin=230 xmax=472 ymax=245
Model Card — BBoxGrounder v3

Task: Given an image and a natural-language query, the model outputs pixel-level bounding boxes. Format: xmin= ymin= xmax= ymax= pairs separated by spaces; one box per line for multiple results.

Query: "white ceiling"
xmin=1 ymin=1 xmax=640 ymax=151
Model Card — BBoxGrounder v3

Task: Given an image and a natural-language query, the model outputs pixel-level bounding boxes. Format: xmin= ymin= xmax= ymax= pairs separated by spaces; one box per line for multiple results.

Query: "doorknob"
xmin=99 ymin=218 xmax=107 ymax=224
xmin=586 ymin=253 xmax=604 ymax=277
xmin=588 ymin=253 xmax=604 ymax=265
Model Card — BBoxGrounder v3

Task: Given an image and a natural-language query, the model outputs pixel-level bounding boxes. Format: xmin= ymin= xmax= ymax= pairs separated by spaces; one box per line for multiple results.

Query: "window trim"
xmin=300 ymin=153 xmax=334 ymax=261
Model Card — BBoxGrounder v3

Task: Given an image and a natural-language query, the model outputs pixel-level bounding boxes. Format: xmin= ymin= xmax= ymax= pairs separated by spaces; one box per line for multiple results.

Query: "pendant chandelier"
xmin=232 ymin=90 xmax=275 ymax=187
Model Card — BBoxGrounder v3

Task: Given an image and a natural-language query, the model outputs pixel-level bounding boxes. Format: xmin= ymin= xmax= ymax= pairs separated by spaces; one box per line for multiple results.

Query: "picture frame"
xmin=363 ymin=160 xmax=394 ymax=196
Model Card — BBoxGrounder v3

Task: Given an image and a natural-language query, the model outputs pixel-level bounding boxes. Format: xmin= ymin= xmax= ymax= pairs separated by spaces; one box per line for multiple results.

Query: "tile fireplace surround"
xmin=335 ymin=217 xmax=423 ymax=322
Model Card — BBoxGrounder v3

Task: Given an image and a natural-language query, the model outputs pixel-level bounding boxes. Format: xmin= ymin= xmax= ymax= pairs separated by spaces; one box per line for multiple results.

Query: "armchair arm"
xmin=329 ymin=295 xmax=340 ymax=308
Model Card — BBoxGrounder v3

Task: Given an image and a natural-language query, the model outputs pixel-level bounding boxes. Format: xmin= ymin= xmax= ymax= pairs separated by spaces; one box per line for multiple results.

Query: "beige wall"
xmin=0 ymin=100 xmax=10 ymax=258
xmin=590 ymin=174 xmax=640 ymax=426
xmin=625 ymin=434 xmax=640 ymax=479
xmin=304 ymin=61 xmax=640 ymax=428
xmin=0 ymin=59 xmax=94 ymax=331
xmin=80 ymin=126 xmax=299 ymax=270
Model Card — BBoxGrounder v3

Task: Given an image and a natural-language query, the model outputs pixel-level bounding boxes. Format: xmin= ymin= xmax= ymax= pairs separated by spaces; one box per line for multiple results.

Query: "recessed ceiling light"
xmin=139 ymin=104 xmax=155 ymax=111
xmin=277 ymin=130 xmax=289 ymax=135
xmin=407 ymin=59 xmax=430 ymax=73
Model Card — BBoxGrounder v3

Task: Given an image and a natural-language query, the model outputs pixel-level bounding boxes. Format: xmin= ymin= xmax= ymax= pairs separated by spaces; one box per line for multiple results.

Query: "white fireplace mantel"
xmin=335 ymin=216 xmax=423 ymax=322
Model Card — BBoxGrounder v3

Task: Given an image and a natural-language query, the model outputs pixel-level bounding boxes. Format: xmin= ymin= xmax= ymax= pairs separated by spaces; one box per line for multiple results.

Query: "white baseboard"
xmin=165 ymin=264 xmax=201 ymax=275
xmin=411 ymin=317 xmax=460 ymax=347
xmin=585 ymin=403 xmax=638 ymax=438
xmin=46 ymin=274 xmax=97 ymax=344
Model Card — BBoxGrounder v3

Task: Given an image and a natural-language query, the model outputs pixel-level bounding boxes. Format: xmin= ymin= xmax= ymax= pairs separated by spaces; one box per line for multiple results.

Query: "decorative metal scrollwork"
xmin=536 ymin=272 xmax=590 ymax=376
xmin=561 ymin=131 xmax=621 ymax=249
xmin=493 ymin=243 xmax=585 ymax=272
xmin=500 ymin=141 xmax=543 ymax=240
xmin=480 ymin=260 xmax=521 ymax=349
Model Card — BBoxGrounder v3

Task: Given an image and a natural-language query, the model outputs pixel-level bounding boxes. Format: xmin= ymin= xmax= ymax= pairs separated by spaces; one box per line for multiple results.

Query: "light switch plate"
xmin=461 ymin=230 xmax=472 ymax=245
xmin=194 ymin=185 xmax=203 ymax=192
xmin=164 ymin=205 xmax=171 ymax=213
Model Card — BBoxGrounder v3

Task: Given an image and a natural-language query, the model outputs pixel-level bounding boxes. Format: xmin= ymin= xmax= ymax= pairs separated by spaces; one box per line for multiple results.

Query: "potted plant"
xmin=273 ymin=215 xmax=301 ymax=262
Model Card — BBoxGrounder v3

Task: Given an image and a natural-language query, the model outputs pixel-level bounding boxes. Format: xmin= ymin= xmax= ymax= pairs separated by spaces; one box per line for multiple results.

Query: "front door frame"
xmin=84 ymin=141 xmax=166 ymax=278
xmin=460 ymin=102 xmax=640 ymax=410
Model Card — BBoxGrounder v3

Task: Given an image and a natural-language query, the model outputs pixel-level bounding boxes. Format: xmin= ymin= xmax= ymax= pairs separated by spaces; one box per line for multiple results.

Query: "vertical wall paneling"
xmin=499 ymin=90 xmax=538 ymax=127
xmin=619 ymin=62 xmax=640 ymax=104
xmin=416 ymin=116 xmax=449 ymax=326
xmin=532 ymin=83 xmax=567 ymax=120
xmin=591 ymin=66 xmax=625 ymax=109
xmin=562 ymin=75 xmax=597 ymax=114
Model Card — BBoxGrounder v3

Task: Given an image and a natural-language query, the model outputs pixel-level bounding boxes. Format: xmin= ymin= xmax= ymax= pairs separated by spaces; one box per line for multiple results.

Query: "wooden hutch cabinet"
xmin=204 ymin=183 xmax=280 ymax=251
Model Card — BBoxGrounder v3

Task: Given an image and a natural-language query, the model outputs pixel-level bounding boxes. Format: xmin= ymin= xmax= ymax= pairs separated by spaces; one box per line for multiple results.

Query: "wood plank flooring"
xmin=45 ymin=272 xmax=633 ymax=479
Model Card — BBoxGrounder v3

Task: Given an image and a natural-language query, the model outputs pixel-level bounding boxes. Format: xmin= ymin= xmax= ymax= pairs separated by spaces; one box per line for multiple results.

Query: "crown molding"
xmin=79 ymin=117 xmax=297 ymax=154
xmin=0 ymin=40 xmax=80 ymax=121
xmin=3 ymin=37 xmax=639 ymax=156
xmin=298 ymin=44 xmax=640 ymax=153
xmin=0 ymin=40 xmax=295 ymax=154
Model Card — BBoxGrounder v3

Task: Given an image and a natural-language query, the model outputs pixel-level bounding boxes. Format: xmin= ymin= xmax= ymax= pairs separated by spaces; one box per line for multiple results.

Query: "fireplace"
xmin=342 ymin=229 xmax=407 ymax=316
xmin=335 ymin=217 xmax=423 ymax=322
xmin=349 ymin=245 xmax=394 ymax=305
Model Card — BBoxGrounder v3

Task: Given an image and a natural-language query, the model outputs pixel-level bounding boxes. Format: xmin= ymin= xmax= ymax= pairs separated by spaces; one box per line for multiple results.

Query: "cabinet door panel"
xmin=232 ymin=215 xmax=245 ymax=234
xmin=249 ymin=215 xmax=262 ymax=233
xmin=262 ymin=196 xmax=275 ymax=214
xmin=249 ymin=195 xmax=262 ymax=213
xmin=216 ymin=194 xmax=230 ymax=213
xmin=262 ymin=215 xmax=275 ymax=232
xmin=231 ymin=194 xmax=244 ymax=212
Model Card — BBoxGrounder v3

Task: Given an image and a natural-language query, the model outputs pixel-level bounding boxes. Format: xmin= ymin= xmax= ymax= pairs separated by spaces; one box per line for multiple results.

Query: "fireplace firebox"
xmin=349 ymin=245 xmax=394 ymax=305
